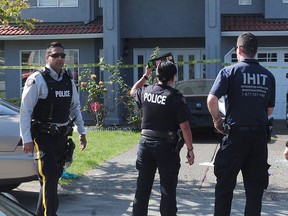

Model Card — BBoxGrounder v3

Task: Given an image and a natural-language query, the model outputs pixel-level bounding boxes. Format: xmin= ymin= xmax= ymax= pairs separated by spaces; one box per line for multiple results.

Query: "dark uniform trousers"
xmin=132 ymin=137 xmax=181 ymax=216
xmin=214 ymin=130 xmax=269 ymax=216
xmin=33 ymin=133 xmax=67 ymax=216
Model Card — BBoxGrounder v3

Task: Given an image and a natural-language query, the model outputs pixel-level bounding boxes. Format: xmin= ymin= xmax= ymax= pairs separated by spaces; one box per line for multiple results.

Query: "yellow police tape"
xmin=1 ymin=58 xmax=288 ymax=70
xmin=0 ymin=59 xmax=222 ymax=70
xmin=271 ymin=137 xmax=287 ymax=141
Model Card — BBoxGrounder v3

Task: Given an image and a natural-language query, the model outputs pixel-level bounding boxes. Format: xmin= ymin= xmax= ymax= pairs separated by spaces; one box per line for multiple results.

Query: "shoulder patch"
xmin=26 ymin=79 xmax=35 ymax=87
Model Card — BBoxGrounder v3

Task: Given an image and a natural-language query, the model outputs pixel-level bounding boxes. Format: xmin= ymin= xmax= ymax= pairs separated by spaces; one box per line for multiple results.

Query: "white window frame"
xmin=99 ymin=0 xmax=103 ymax=8
xmin=239 ymin=0 xmax=252 ymax=5
xmin=0 ymin=50 xmax=5 ymax=96
xmin=20 ymin=49 xmax=79 ymax=88
xmin=28 ymin=0 xmax=78 ymax=7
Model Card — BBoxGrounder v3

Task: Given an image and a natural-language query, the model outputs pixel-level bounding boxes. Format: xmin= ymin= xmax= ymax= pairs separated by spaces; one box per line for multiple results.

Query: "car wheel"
xmin=0 ymin=184 xmax=21 ymax=192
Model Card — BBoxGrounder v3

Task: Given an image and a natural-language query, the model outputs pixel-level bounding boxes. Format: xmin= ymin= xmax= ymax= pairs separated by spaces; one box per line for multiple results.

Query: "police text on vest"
xmin=55 ymin=90 xmax=70 ymax=97
xmin=144 ymin=93 xmax=166 ymax=105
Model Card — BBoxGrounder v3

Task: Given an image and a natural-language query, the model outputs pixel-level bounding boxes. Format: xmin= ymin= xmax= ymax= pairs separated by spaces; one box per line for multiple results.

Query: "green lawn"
xmin=60 ymin=129 xmax=140 ymax=184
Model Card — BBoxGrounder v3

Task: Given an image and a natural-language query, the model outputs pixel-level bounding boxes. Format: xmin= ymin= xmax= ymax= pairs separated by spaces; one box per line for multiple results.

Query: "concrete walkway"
xmin=56 ymin=121 xmax=288 ymax=216
xmin=15 ymin=121 xmax=288 ymax=216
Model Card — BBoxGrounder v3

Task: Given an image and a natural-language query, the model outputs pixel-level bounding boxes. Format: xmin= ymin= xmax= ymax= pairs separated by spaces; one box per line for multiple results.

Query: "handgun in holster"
xmin=64 ymin=138 xmax=76 ymax=165
xmin=65 ymin=116 xmax=76 ymax=136
xmin=267 ymin=117 xmax=273 ymax=143
xmin=174 ymin=129 xmax=185 ymax=154
xmin=223 ymin=123 xmax=231 ymax=136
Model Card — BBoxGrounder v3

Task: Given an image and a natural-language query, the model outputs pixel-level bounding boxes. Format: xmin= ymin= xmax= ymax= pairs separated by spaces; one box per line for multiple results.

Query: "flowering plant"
xmin=79 ymin=69 xmax=110 ymax=126
xmin=79 ymin=70 xmax=108 ymax=103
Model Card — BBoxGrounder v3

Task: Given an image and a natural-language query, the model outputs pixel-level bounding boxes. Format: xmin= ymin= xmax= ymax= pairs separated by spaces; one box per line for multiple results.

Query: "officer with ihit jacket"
xmin=20 ymin=42 xmax=87 ymax=216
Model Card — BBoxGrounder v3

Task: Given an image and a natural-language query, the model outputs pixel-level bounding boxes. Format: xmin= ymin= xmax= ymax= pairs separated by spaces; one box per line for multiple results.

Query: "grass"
xmin=60 ymin=129 xmax=140 ymax=184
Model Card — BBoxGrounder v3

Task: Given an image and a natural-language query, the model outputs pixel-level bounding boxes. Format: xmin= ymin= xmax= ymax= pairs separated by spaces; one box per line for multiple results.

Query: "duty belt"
xmin=31 ymin=120 xmax=72 ymax=136
xmin=141 ymin=129 xmax=177 ymax=143
xmin=224 ymin=124 xmax=267 ymax=135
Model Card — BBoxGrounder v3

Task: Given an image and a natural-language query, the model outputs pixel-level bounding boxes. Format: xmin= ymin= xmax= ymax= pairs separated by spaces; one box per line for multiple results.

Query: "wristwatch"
xmin=143 ymin=75 xmax=149 ymax=80
xmin=286 ymin=141 xmax=288 ymax=148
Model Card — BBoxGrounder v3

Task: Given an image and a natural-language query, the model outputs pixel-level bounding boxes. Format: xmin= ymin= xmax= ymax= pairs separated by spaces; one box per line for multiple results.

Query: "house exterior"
xmin=0 ymin=0 xmax=288 ymax=124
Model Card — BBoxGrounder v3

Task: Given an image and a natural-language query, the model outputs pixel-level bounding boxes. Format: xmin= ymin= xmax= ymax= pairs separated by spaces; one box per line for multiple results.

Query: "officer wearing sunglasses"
xmin=20 ymin=42 xmax=87 ymax=216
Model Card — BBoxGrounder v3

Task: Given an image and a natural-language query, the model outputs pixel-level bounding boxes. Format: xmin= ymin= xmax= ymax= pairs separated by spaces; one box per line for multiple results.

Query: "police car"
xmin=175 ymin=79 xmax=225 ymax=131
xmin=0 ymin=99 xmax=37 ymax=191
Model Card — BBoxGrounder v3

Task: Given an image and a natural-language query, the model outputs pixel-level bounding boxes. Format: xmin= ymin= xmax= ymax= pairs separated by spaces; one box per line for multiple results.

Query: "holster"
xmin=174 ymin=129 xmax=185 ymax=154
xmin=64 ymin=138 xmax=76 ymax=164
xmin=266 ymin=117 xmax=273 ymax=143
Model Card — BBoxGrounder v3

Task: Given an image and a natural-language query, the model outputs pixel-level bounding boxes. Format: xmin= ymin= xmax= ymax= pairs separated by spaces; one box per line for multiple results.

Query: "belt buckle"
xmin=49 ymin=124 xmax=58 ymax=135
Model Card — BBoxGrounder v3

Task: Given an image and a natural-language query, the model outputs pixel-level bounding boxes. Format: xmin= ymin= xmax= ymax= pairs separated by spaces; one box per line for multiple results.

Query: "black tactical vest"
xmin=33 ymin=68 xmax=73 ymax=123
xmin=141 ymin=84 xmax=178 ymax=132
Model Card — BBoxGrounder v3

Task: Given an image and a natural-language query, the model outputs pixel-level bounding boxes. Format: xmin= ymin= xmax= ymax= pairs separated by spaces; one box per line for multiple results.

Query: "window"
xmin=177 ymin=55 xmax=184 ymax=81
xmin=239 ymin=0 xmax=252 ymax=5
xmin=21 ymin=49 xmax=79 ymax=87
xmin=137 ymin=55 xmax=144 ymax=80
xmin=188 ymin=55 xmax=195 ymax=79
xmin=257 ymin=52 xmax=277 ymax=62
xmin=283 ymin=0 xmax=288 ymax=3
xmin=99 ymin=0 xmax=103 ymax=8
xmin=28 ymin=0 xmax=78 ymax=7
xmin=0 ymin=50 xmax=4 ymax=97
xmin=284 ymin=53 xmax=288 ymax=62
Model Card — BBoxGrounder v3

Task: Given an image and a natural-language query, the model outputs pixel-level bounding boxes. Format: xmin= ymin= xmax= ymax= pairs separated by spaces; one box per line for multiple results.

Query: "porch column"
xmin=205 ymin=0 xmax=221 ymax=78
xmin=103 ymin=0 xmax=121 ymax=125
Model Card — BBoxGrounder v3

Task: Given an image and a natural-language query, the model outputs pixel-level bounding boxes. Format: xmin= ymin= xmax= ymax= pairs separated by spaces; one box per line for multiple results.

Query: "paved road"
xmin=11 ymin=121 xmax=288 ymax=216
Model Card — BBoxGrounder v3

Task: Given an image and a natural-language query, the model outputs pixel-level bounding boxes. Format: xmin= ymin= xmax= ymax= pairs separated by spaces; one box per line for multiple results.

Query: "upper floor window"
xmin=239 ymin=0 xmax=252 ymax=5
xmin=27 ymin=0 xmax=78 ymax=7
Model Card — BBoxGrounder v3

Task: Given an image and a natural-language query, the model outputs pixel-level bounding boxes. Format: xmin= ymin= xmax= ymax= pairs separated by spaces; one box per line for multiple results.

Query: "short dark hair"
xmin=156 ymin=60 xmax=177 ymax=85
xmin=237 ymin=32 xmax=258 ymax=57
xmin=46 ymin=42 xmax=64 ymax=54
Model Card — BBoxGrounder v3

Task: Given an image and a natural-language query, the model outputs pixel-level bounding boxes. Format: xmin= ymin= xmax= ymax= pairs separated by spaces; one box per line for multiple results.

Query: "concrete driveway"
xmin=11 ymin=121 xmax=288 ymax=216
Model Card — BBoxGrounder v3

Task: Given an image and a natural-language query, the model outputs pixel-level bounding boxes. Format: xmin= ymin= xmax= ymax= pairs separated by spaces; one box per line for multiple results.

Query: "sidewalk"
xmin=55 ymin=120 xmax=288 ymax=216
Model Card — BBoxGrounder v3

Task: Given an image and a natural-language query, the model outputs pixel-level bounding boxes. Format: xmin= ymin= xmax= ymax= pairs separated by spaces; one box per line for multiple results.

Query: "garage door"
xmin=225 ymin=47 xmax=288 ymax=120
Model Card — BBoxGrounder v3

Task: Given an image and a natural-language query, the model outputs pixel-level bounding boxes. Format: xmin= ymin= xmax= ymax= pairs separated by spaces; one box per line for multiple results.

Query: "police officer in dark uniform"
xmin=207 ymin=32 xmax=276 ymax=216
xmin=20 ymin=42 xmax=87 ymax=216
xmin=130 ymin=60 xmax=195 ymax=216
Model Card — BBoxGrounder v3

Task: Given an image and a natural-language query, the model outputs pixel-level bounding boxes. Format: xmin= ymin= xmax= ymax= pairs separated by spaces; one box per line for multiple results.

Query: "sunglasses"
xmin=49 ymin=53 xmax=66 ymax=58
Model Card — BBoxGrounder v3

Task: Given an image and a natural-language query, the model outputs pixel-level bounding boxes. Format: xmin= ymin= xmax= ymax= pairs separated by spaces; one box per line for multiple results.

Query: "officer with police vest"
xmin=20 ymin=42 xmax=87 ymax=216
xmin=130 ymin=60 xmax=195 ymax=216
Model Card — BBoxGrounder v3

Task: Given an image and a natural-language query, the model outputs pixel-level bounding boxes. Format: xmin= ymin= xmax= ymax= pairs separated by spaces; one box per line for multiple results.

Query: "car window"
xmin=0 ymin=193 xmax=35 ymax=216
xmin=175 ymin=79 xmax=214 ymax=95
xmin=0 ymin=101 xmax=19 ymax=115
xmin=0 ymin=104 xmax=19 ymax=115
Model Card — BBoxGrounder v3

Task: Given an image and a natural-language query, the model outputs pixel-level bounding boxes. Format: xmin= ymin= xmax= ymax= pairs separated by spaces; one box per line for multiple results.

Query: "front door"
xmin=133 ymin=48 xmax=206 ymax=83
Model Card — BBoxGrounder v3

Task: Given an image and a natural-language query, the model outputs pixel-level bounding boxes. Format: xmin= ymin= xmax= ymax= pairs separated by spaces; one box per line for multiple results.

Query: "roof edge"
xmin=222 ymin=31 xmax=288 ymax=36
xmin=0 ymin=33 xmax=103 ymax=40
